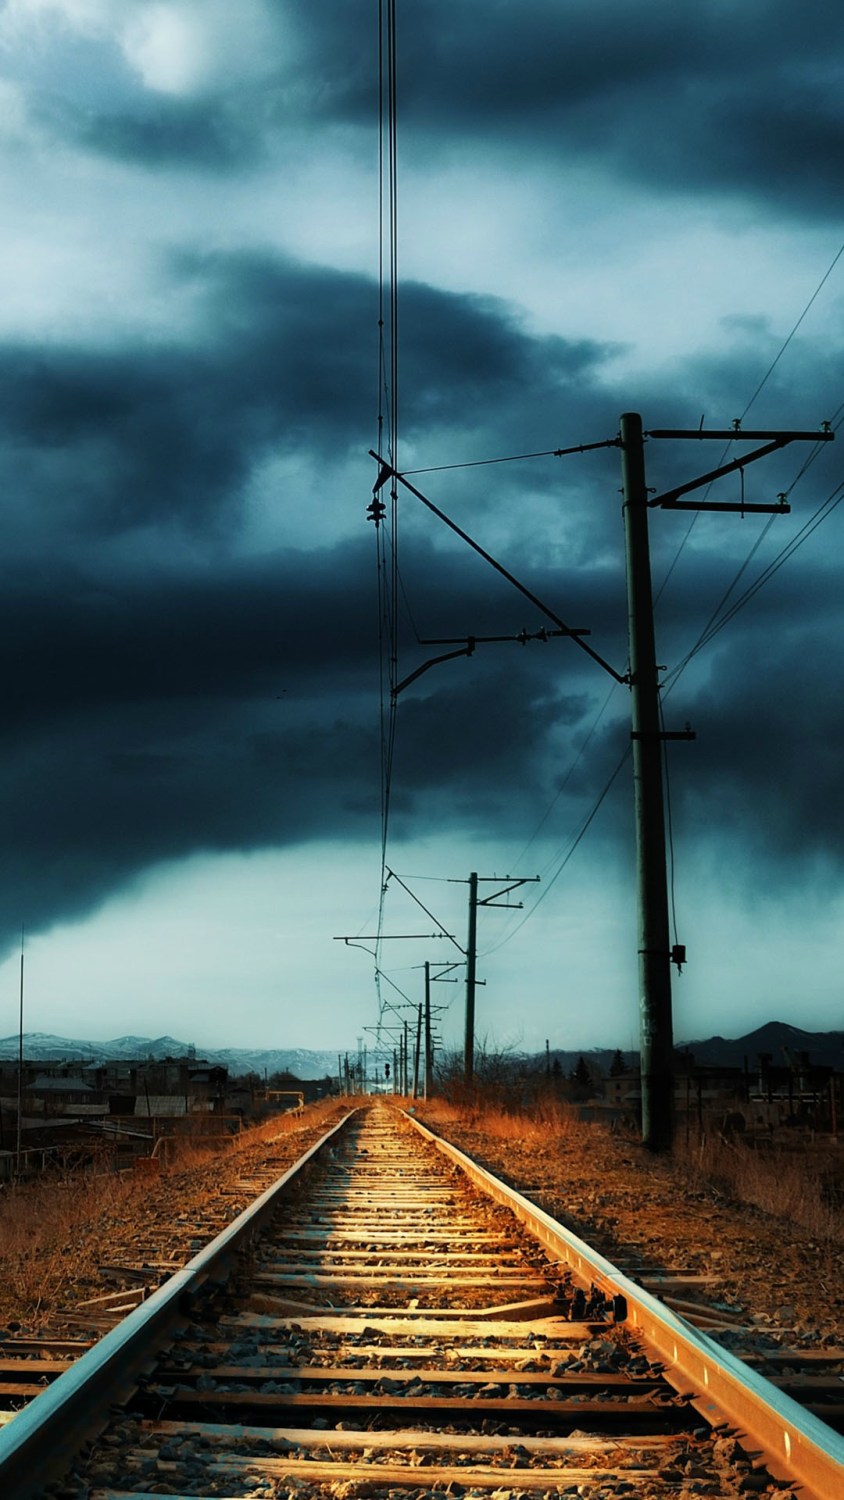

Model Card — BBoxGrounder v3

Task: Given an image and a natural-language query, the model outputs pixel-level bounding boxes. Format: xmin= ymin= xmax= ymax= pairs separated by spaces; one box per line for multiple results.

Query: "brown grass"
xmin=424 ymin=1092 xmax=587 ymax=1145
xmin=424 ymin=1081 xmax=843 ymax=1245
xmin=672 ymin=1128 xmax=842 ymax=1243
xmin=0 ymin=1169 xmax=142 ymax=1323
xmin=0 ymin=1097 xmax=347 ymax=1325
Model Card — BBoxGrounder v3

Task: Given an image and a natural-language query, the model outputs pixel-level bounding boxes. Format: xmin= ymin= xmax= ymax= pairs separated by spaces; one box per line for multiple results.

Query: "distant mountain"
xmin=677 ymin=1020 xmax=844 ymax=1072
xmin=0 ymin=1033 xmax=341 ymax=1080
xmin=546 ymin=1023 xmax=844 ymax=1075
xmin=1 ymin=1021 xmax=841 ymax=1081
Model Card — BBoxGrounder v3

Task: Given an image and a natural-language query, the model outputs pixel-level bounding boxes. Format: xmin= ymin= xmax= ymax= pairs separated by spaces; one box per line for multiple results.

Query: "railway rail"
xmin=0 ymin=1102 xmax=841 ymax=1498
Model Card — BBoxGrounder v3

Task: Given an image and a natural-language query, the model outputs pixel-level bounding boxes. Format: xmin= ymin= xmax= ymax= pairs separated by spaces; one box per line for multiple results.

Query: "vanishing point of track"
xmin=0 ymin=1103 xmax=842 ymax=1498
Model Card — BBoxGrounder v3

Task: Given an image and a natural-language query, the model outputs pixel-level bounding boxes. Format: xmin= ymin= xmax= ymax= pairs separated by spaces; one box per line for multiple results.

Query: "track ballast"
xmin=0 ymin=1101 xmax=842 ymax=1498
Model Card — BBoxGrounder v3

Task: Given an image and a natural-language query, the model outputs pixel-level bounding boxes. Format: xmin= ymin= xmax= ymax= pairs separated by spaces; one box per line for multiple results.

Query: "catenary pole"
xmin=16 ymin=928 xmax=24 ymax=1174
xmin=620 ymin=413 xmax=674 ymax=1151
xmin=412 ymin=1003 xmax=422 ymax=1098
xmin=424 ymin=962 xmax=433 ymax=1098
xmin=464 ymin=872 xmax=479 ymax=1083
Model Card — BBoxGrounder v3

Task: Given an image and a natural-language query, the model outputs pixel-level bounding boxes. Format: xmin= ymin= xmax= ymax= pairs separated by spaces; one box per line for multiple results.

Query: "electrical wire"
xmin=373 ymin=0 xmax=401 ymax=1005
xmin=402 ymin=436 xmax=620 ymax=475
xmin=659 ymin=699 xmax=679 ymax=948
xmin=480 ymin=741 xmax=631 ymax=958
xmin=738 ymin=238 xmax=844 ymax=422
xmin=509 ymin=679 xmax=622 ymax=875
xmin=664 ymin=472 xmax=844 ymax=688
xmin=654 ymin=237 xmax=844 ymax=613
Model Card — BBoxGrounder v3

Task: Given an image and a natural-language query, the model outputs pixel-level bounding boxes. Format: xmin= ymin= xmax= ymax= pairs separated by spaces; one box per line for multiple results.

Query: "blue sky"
xmin=0 ymin=1 xmax=842 ymax=1057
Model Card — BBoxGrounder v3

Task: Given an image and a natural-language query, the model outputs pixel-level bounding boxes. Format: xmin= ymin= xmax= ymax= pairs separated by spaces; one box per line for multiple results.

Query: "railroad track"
xmin=0 ymin=1103 xmax=841 ymax=1498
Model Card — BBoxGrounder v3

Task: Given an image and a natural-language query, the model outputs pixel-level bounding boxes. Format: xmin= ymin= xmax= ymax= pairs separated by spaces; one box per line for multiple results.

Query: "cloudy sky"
xmin=0 ymin=0 xmax=842 ymax=1063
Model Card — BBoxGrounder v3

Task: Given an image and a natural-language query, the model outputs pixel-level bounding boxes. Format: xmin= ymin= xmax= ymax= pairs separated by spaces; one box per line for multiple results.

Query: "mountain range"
xmin=0 ymin=1033 xmax=340 ymax=1080
xmin=0 ymin=1020 xmax=840 ymax=1079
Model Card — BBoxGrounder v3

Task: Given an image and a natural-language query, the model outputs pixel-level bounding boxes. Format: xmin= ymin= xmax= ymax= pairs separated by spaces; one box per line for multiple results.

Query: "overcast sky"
xmin=0 ymin=0 xmax=842 ymax=1063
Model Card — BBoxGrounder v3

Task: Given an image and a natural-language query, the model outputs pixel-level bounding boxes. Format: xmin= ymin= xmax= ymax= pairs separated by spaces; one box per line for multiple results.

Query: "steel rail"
xmin=0 ymin=1110 xmax=354 ymax=1499
xmin=407 ymin=1110 xmax=844 ymax=1500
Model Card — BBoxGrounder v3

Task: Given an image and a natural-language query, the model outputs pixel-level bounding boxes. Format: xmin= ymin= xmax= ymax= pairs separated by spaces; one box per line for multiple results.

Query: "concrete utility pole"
xmin=620 ymin=413 xmax=674 ymax=1152
xmin=424 ymin=962 xmax=433 ymax=1098
xmin=620 ymin=413 xmax=833 ymax=1149
xmin=464 ymin=872 xmax=479 ymax=1083
xmin=462 ymin=873 xmax=539 ymax=1083
xmin=412 ymin=1004 xmax=422 ymax=1098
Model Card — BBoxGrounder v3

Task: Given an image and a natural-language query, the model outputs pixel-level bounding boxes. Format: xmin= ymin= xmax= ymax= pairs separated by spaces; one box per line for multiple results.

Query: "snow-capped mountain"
xmin=0 ymin=1033 xmax=341 ymax=1079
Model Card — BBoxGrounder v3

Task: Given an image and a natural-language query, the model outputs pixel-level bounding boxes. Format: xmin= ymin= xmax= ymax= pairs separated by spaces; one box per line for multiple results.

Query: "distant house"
xmin=25 ymin=1074 xmax=100 ymax=1115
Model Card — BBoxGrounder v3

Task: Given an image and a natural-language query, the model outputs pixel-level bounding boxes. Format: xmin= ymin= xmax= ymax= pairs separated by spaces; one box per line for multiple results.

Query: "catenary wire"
xmin=480 ymin=259 xmax=844 ymax=965
xmin=654 ymin=238 xmax=844 ymax=612
xmin=373 ymin=0 xmax=400 ymax=1004
xmin=480 ymin=743 xmax=631 ymax=958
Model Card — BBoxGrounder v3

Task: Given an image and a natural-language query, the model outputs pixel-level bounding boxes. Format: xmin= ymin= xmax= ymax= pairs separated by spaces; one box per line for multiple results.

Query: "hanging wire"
xmin=509 ymin=679 xmax=622 ymax=876
xmin=372 ymin=0 xmax=400 ymax=1006
xmin=654 ymin=237 xmax=844 ymax=613
xmin=659 ymin=699 xmax=679 ymax=949
xmin=480 ymin=742 xmax=631 ymax=958
xmin=738 ymin=238 xmax=844 ymax=422
xmin=665 ymin=472 xmax=844 ymax=690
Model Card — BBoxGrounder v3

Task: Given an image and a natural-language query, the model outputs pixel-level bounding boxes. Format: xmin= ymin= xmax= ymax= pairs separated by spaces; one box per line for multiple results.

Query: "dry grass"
xmin=425 ymin=1082 xmax=843 ymax=1246
xmin=423 ymin=1090 xmax=589 ymax=1147
xmin=672 ymin=1128 xmax=843 ymax=1244
xmin=0 ymin=1168 xmax=143 ymax=1323
xmin=0 ymin=1098 xmax=347 ymax=1325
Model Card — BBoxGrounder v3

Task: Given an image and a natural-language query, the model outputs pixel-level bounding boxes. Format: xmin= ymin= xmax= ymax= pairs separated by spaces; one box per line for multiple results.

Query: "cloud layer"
xmin=0 ymin=0 xmax=841 ymax=1049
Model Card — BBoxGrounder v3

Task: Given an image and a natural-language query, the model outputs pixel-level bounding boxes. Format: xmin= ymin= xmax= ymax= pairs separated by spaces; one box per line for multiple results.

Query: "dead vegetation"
xmin=421 ymin=1085 xmax=843 ymax=1245
xmin=415 ymin=1085 xmax=844 ymax=1340
xmin=0 ymin=1097 xmax=347 ymax=1329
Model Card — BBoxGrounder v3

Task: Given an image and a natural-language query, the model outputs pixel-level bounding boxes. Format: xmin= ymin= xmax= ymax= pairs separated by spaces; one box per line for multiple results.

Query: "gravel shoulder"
xmin=0 ymin=1100 xmax=350 ymax=1336
xmin=413 ymin=1101 xmax=844 ymax=1351
xmin=2 ymin=1095 xmax=842 ymax=1356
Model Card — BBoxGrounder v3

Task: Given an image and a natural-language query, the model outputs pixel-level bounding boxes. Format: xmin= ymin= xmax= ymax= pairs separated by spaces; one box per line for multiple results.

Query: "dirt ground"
xmin=0 ymin=1095 xmax=841 ymax=1350
xmin=413 ymin=1099 xmax=844 ymax=1349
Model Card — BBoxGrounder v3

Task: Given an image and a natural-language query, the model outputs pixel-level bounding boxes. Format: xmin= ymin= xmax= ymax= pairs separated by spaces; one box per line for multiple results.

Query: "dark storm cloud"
xmin=33 ymin=0 xmax=843 ymax=220
xmin=292 ymin=0 xmax=844 ymax=221
xmin=671 ymin=596 xmax=844 ymax=874
xmin=60 ymin=95 xmax=255 ymax=170
xmin=0 ymin=536 xmax=599 ymax=952
xmin=0 ymin=231 xmax=839 ymax=959
xmin=0 ymin=251 xmax=616 ymax=539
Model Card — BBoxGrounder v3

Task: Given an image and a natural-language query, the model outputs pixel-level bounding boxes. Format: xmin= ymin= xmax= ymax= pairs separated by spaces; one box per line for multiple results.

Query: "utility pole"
xmin=464 ymin=872 xmax=479 ymax=1083
xmin=424 ymin=962 xmax=432 ymax=1098
xmin=461 ymin=874 xmax=540 ymax=1083
xmin=620 ymin=413 xmax=674 ymax=1151
xmin=16 ymin=927 xmax=24 ymax=1175
xmin=412 ymin=1004 xmax=422 ymax=1098
xmin=621 ymin=413 xmax=832 ymax=1150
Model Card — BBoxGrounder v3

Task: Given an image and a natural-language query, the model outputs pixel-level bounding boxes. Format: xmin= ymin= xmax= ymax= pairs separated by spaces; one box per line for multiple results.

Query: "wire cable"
xmin=403 ymin=436 xmax=620 ymax=475
xmin=480 ymin=742 xmax=631 ymax=958
xmin=509 ymin=680 xmax=622 ymax=874
xmin=654 ymin=238 xmax=844 ymax=613
xmin=659 ymin=699 xmax=679 ymax=948
xmin=739 ymin=238 xmax=844 ymax=422
xmin=372 ymin=0 xmax=401 ymax=1004
xmin=665 ymin=472 xmax=844 ymax=690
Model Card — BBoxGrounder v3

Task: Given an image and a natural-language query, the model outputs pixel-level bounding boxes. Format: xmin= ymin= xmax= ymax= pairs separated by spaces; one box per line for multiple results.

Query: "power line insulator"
xmin=367 ymin=496 xmax=387 ymax=525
